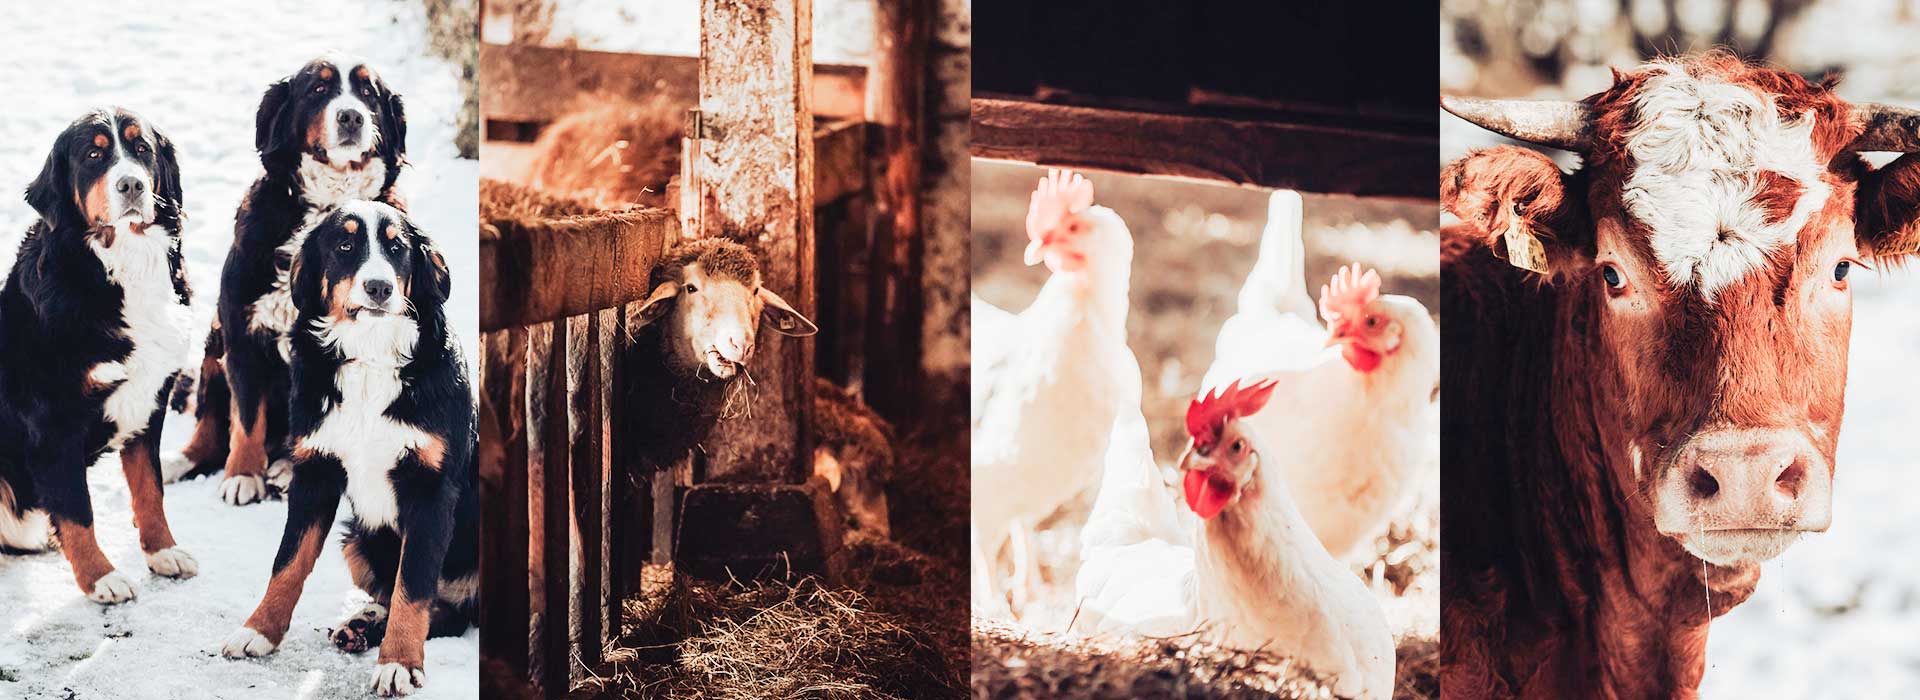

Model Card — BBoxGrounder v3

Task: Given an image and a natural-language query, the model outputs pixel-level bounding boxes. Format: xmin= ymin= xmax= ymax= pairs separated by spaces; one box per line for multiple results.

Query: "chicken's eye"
xmin=1365 ymin=316 xmax=1378 ymax=329
xmin=1230 ymin=439 xmax=1244 ymax=454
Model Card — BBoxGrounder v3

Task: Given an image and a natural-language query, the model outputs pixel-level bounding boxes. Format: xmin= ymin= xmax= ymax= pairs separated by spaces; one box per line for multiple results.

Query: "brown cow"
xmin=1439 ymin=52 xmax=1920 ymax=699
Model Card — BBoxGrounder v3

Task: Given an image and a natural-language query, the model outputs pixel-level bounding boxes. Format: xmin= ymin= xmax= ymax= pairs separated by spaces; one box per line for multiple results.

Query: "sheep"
xmin=629 ymin=237 xmax=894 ymax=535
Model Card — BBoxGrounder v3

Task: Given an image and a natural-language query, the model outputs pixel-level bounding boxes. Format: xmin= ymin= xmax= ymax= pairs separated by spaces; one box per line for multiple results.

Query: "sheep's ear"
xmin=759 ymin=287 xmax=818 ymax=337
xmin=632 ymin=281 xmax=679 ymax=327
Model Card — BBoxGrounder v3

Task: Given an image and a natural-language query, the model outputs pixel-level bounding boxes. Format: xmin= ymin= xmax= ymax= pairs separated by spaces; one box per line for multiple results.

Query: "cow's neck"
xmin=1546 ymin=285 xmax=1764 ymax=697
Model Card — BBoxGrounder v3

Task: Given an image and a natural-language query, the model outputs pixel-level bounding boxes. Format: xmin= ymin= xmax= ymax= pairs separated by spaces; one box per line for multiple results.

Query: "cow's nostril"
xmin=1775 ymin=459 xmax=1807 ymax=498
xmin=1688 ymin=467 xmax=1720 ymax=500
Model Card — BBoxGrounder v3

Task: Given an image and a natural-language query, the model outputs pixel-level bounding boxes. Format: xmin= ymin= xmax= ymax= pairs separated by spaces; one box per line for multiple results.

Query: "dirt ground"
xmin=970 ymin=160 xmax=1440 ymax=699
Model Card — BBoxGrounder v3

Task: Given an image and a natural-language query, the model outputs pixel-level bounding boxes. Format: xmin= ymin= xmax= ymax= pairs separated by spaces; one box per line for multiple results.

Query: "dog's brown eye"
xmin=338 ymin=239 xmax=353 ymax=252
xmin=360 ymin=87 xmax=373 ymax=97
xmin=312 ymin=84 xmax=327 ymax=94
xmin=134 ymin=142 xmax=149 ymax=154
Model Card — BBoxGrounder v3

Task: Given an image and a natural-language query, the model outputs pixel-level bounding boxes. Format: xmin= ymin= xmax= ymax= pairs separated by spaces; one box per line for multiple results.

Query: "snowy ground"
xmin=0 ymin=1 xmax=479 ymax=698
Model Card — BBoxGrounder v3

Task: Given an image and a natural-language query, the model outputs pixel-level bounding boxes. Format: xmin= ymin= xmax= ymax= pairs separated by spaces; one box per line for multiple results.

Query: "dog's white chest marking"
xmin=248 ymin=156 xmax=389 ymax=357
xmin=302 ymin=316 xmax=424 ymax=529
xmin=89 ymin=225 xmax=189 ymax=448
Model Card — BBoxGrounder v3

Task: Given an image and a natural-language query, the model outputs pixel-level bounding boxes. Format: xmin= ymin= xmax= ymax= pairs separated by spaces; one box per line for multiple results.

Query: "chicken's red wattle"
xmin=1184 ymin=470 xmax=1235 ymax=520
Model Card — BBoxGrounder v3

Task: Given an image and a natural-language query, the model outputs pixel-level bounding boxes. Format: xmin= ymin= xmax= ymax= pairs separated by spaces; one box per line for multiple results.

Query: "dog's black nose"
xmin=363 ymin=279 xmax=393 ymax=304
xmin=116 ymin=175 xmax=145 ymax=196
xmin=337 ymin=109 xmax=365 ymax=136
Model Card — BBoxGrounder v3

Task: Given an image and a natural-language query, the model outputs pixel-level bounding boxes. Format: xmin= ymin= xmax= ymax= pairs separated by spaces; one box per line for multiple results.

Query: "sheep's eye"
xmin=1600 ymin=263 xmax=1628 ymax=295
xmin=684 ymin=284 xmax=697 ymax=294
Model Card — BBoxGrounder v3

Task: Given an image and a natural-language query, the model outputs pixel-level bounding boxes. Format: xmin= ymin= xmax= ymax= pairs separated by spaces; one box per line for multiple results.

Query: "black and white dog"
xmin=0 ymin=108 xmax=196 ymax=602
xmin=166 ymin=53 xmax=407 ymax=506
xmin=220 ymin=202 xmax=476 ymax=697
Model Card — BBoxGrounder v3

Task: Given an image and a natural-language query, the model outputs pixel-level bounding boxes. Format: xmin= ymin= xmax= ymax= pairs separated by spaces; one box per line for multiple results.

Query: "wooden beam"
xmin=479 ymin=209 xmax=674 ymax=332
xmin=865 ymin=0 xmax=929 ymax=420
xmin=690 ymin=0 xmax=815 ymax=483
xmin=814 ymin=119 xmax=868 ymax=204
xmin=480 ymin=43 xmax=866 ymax=125
xmin=970 ymin=97 xmax=1440 ymax=199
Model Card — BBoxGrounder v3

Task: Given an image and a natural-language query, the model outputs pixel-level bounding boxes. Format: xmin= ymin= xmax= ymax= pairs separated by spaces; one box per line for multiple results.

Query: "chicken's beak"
xmin=1023 ymin=237 xmax=1046 ymax=266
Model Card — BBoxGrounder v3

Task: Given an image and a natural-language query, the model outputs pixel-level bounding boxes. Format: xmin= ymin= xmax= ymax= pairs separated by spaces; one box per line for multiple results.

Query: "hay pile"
xmin=584 ymin=537 xmax=967 ymax=700
xmin=974 ymin=622 xmax=1439 ymax=700
xmin=480 ymin=178 xmax=601 ymax=221
xmin=525 ymin=95 xmax=685 ymax=210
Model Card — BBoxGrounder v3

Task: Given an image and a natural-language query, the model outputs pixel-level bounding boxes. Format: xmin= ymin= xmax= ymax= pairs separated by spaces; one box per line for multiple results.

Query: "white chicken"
xmin=971 ymin=169 xmax=1143 ymax=614
xmin=1201 ymin=192 xmax=1438 ymax=557
xmin=1074 ymin=379 xmax=1395 ymax=699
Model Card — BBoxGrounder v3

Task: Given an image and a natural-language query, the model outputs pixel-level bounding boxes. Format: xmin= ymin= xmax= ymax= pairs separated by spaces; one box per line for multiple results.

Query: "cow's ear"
xmin=1857 ymin=153 xmax=1920 ymax=261
xmin=1441 ymin=145 xmax=1588 ymax=276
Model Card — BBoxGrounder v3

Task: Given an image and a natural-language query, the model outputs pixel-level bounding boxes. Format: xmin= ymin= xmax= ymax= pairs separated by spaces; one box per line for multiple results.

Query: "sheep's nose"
xmin=363 ymin=279 xmax=393 ymax=304
xmin=116 ymin=175 xmax=145 ymax=196
xmin=719 ymin=334 xmax=747 ymax=361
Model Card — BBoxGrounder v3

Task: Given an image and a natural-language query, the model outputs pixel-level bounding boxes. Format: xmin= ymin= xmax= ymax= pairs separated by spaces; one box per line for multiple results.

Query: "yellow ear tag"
xmin=1504 ymin=219 xmax=1550 ymax=274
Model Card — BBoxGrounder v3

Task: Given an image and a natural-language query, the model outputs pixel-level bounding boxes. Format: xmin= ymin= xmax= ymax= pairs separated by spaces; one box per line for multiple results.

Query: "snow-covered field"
xmin=0 ymin=1 xmax=479 ymax=698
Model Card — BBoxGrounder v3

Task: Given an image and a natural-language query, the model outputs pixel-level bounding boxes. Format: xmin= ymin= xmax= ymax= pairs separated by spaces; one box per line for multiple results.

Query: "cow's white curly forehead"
xmin=1621 ymin=63 xmax=1831 ymax=301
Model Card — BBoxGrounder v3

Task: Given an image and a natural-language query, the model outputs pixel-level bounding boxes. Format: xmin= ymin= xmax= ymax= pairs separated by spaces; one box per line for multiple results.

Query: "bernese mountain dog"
xmin=219 ymin=202 xmax=476 ymax=697
xmin=0 ymin=107 xmax=196 ymax=602
xmin=164 ymin=53 xmax=408 ymax=506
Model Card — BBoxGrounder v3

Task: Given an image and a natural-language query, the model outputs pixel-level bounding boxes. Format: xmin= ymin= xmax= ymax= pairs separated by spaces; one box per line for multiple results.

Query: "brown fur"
xmin=53 ymin=520 xmax=116 ymax=592
xmin=342 ymin=537 xmax=381 ymax=595
xmin=525 ymin=95 xmax=683 ymax=210
xmin=226 ymin=398 xmax=269 ymax=480
xmin=379 ymin=583 xmax=431 ymax=669
xmin=120 ymin=447 xmax=177 ymax=554
xmin=180 ymin=352 xmax=228 ymax=463
xmin=414 ymin=435 xmax=447 ymax=472
xmin=244 ymin=524 xmax=327 ymax=644
xmin=1441 ymin=54 xmax=1911 ymax=700
xmin=80 ymin=177 xmax=110 ymax=228
xmin=650 ymin=237 xmax=761 ymax=289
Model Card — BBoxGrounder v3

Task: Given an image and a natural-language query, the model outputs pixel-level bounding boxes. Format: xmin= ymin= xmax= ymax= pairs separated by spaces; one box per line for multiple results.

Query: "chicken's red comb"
xmin=1024 ymin=169 xmax=1095 ymax=259
xmin=1185 ymin=379 xmax=1279 ymax=447
xmin=1318 ymin=263 xmax=1381 ymax=325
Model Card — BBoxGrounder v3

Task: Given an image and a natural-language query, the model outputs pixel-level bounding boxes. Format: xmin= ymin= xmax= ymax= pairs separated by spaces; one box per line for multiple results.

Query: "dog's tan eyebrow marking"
xmin=92 ymin=133 xmax=109 ymax=148
xmin=383 ymin=223 xmax=400 ymax=241
xmin=317 ymin=64 xmax=334 ymax=81
xmin=343 ymin=218 xmax=360 ymax=234
xmin=122 ymin=122 xmax=141 ymax=141
xmin=353 ymin=66 xmax=369 ymax=81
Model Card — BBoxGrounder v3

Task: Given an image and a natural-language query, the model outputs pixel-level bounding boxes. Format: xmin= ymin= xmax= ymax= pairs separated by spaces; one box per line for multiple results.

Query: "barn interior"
xmin=968 ymin=3 xmax=1442 ymax=699
xmin=475 ymin=1 xmax=970 ymax=697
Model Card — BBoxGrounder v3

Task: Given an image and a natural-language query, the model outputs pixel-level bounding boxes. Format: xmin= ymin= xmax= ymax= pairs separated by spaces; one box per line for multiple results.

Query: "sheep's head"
xmin=635 ymin=238 xmax=818 ymax=380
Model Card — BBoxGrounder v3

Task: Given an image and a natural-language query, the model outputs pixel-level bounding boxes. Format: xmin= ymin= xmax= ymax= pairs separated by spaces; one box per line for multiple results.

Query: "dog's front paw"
xmin=371 ymin=662 xmax=425 ymax=696
xmin=145 ymin=547 xmax=199 ymax=578
xmin=220 ymin=475 xmax=266 ymax=506
xmin=87 ymin=571 xmax=136 ymax=604
xmin=220 ymin=627 xmax=278 ymax=658
xmin=330 ymin=603 xmax=389 ymax=654
xmin=265 ymin=459 xmax=295 ymax=497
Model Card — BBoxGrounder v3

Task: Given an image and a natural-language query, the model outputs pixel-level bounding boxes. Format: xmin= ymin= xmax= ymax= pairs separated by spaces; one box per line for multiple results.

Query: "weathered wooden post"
xmin=867 ymin=0 xmax=928 ymax=421
xmin=674 ymin=0 xmax=836 ymax=580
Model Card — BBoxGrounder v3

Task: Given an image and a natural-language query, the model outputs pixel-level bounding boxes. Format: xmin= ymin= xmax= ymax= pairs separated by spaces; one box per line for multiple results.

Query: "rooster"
xmin=1201 ymin=192 xmax=1438 ymax=557
xmin=971 ymin=169 xmax=1142 ymax=614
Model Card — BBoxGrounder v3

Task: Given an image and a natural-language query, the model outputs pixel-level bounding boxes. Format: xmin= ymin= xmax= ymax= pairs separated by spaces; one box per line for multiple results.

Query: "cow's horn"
xmin=1849 ymin=103 xmax=1920 ymax=153
xmin=1441 ymin=96 xmax=1592 ymax=152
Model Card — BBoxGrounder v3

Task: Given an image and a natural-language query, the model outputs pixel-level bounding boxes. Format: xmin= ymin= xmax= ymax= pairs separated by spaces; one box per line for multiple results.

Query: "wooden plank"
xmin=566 ymin=313 xmax=604 ymax=673
xmin=593 ymin=308 xmax=617 ymax=634
xmin=866 ymin=0 xmax=929 ymax=419
xmin=480 ymin=209 xmax=675 ymax=332
xmin=691 ymin=0 xmax=815 ymax=483
xmin=814 ymin=119 xmax=867 ymax=204
xmin=526 ymin=322 xmax=571 ymax=692
xmin=480 ymin=43 xmax=867 ymax=125
xmin=969 ymin=97 xmax=1440 ymax=199
xmin=478 ymin=328 xmax=530 ymax=680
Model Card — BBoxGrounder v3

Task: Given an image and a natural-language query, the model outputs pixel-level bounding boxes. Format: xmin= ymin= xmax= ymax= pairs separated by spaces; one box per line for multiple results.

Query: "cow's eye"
xmin=1600 ymin=263 xmax=1629 ymax=295
xmin=1833 ymin=260 xmax=1851 ymax=284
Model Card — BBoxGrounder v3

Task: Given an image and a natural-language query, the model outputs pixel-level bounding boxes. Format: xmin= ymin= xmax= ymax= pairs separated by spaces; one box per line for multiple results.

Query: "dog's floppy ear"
xmin=409 ymin=225 xmax=451 ymax=309
xmin=255 ymin=78 xmax=296 ymax=163
xmin=376 ymin=81 xmax=407 ymax=165
xmin=150 ymin=122 xmax=185 ymax=228
xmin=632 ymin=281 xmax=679 ymax=328
xmin=758 ymin=287 xmax=818 ymax=337
xmin=24 ymin=128 xmax=76 ymax=230
xmin=289 ymin=240 xmax=325 ymax=314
